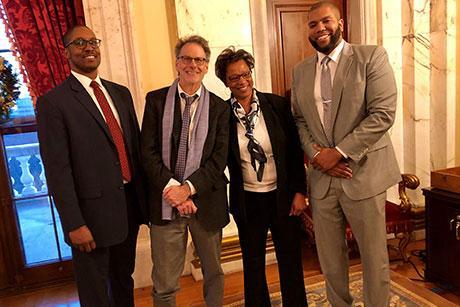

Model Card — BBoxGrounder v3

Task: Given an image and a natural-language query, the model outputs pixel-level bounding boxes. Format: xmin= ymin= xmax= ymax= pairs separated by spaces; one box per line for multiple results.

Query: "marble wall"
xmin=174 ymin=0 xmax=253 ymax=99
xmin=351 ymin=0 xmax=457 ymax=205
xmin=380 ymin=0 xmax=457 ymax=205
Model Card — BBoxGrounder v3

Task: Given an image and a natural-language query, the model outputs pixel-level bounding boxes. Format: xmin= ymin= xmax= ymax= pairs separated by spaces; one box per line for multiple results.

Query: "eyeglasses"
xmin=177 ymin=56 xmax=208 ymax=66
xmin=227 ymin=71 xmax=252 ymax=83
xmin=65 ymin=38 xmax=102 ymax=49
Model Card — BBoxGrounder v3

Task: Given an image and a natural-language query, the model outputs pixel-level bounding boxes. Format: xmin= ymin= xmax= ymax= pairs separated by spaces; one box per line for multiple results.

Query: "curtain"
xmin=0 ymin=0 xmax=85 ymax=99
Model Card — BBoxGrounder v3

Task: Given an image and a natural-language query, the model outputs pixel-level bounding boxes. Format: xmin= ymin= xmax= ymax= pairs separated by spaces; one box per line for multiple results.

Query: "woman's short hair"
xmin=215 ymin=47 xmax=255 ymax=86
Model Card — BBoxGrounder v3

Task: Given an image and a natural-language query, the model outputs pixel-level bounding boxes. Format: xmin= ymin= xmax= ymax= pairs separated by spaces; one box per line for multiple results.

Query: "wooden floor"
xmin=1 ymin=239 xmax=459 ymax=306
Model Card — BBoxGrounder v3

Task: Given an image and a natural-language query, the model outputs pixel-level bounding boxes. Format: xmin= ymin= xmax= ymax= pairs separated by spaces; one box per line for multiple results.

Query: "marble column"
xmin=430 ymin=0 xmax=457 ymax=169
xmin=345 ymin=0 xmax=457 ymax=208
xmin=81 ymin=0 xmax=142 ymax=115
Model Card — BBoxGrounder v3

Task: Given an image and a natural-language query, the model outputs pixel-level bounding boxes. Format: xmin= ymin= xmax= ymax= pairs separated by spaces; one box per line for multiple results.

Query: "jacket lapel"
xmin=228 ymin=100 xmax=242 ymax=167
xmin=257 ymin=92 xmax=280 ymax=160
xmin=331 ymin=42 xmax=353 ymax=133
xmin=299 ymin=57 xmax=329 ymax=145
xmin=68 ymin=75 xmax=113 ymax=142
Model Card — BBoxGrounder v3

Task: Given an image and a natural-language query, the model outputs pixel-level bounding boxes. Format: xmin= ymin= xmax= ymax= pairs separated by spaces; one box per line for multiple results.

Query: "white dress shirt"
xmin=236 ymin=96 xmax=277 ymax=192
xmin=71 ymin=70 xmax=122 ymax=127
xmin=163 ymin=84 xmax=202 ymax=195
xmin=313 ymin=39 xmax=348 ymax=158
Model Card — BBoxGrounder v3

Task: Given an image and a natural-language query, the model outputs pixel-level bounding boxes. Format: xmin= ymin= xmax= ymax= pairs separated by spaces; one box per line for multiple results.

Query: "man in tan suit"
xmin=291 ymin=1 xmax=400 ymax=306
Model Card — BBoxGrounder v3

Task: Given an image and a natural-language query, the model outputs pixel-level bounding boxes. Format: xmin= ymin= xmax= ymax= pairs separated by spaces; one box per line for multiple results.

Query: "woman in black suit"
xmin=215 ymin=47 xmax=308 ymax=307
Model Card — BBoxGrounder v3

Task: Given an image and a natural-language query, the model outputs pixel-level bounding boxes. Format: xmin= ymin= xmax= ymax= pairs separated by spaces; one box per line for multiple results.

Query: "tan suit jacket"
xmin=291 ymin=42 xmax=401 ymax=200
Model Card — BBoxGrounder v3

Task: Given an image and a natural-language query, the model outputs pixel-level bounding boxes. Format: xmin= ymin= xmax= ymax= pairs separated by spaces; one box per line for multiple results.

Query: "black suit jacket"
xmin=141 ymin=86 xmax=230 ymax=231
xmin=36 ymin=74 xmax=147 ymax=247
xmin=227 ymin=91 xmax=306 ymax=223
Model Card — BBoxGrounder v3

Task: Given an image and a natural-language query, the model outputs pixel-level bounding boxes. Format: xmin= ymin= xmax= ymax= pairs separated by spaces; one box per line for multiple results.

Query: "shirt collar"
xmin=178 ymin=83 xmax=202 ymax=99
xmin=230 ymin=89 xmax=258 ymax=105
xmin=317 ymin=39 xmax=345 ymax=65
xmin=71 ymin=70 xmax=102 ymax=87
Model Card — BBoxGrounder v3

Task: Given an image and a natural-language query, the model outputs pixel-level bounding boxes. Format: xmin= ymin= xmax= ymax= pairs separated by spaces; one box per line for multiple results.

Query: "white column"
xmin=430 ymin=0 xmax=457 ymax=169
xmin=81 ymin=0 xmax=143 ymax=120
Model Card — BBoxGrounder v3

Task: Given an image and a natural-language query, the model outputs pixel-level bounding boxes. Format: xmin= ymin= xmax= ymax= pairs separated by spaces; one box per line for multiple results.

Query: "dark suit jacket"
xmin=141 ymin=86 xmax=230 ymax=231
xmin=227 ymin=91 xmax=306 ymax=223
xmin=36 ymin=74 xmax=147 ymax=247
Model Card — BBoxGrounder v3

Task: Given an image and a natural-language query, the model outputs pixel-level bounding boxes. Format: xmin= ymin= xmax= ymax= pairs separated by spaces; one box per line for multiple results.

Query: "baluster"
xmin=17 ymin=155 xmax=37 ymax=195
xmin=8 ymin=156 xmax=23 ymax=195
xmin=28 ymin=154 xmax=44 ymax=192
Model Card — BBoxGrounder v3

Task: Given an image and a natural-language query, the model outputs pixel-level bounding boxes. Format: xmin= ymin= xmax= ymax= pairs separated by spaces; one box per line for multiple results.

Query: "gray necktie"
xmin=175 ymin=93 xmax=197 ymax=182
xmin=321 ymin=56 xmax=333 ymax=143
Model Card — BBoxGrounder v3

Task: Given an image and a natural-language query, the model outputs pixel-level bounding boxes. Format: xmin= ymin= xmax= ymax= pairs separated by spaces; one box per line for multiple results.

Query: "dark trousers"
xmin=72 ymin=183 xmax=140 ymax=307
xmin=236 ymin=190 xmax=307 ymax=307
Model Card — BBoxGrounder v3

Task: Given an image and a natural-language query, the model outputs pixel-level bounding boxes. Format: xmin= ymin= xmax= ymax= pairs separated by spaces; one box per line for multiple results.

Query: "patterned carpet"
xmin=223 ymin=270 xmax=454 ymax=307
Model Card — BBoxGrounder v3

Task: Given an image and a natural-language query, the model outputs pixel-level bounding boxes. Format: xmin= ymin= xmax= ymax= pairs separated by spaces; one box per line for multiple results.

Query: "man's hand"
xmin=163 ymin=184 xmax=191 ymax=206
xmin=311 ymin=144 xmax=342 ymax=172
xmin=289 ymin=193 xmax=307 ymax=216
xmin=326 ymin=161 xmax=353 ymax=178
xmin=176 ymin=199 xmax=198 ymax=216
xmin=69 ymin=225 xmax=96 ymax=253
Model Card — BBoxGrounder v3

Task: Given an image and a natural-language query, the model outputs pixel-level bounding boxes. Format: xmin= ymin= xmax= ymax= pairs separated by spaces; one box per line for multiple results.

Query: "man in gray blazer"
xmin=141 ymin=35 xmax=229 ymax=307
xmin=291 ymin=2 xmax=401 ymax=306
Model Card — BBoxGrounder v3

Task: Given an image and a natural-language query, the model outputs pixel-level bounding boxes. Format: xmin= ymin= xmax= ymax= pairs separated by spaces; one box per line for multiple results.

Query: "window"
xmin=1 ymin=21 xmax=71 ymax=267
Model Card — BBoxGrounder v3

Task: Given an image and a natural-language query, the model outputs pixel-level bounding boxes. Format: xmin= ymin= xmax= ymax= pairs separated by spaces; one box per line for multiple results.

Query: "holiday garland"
xmin=0 ymin=56 xmax=20 ymax=118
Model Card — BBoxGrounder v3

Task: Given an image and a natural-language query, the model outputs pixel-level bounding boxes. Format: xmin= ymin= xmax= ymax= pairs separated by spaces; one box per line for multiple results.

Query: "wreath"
xmin=0 ymin=56 xmax=20 ymax=118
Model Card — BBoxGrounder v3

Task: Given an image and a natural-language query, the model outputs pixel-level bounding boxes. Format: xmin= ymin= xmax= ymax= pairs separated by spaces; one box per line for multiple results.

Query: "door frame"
xmin=266 ymin=0 xmax=348 ymax=96
xmin=0 ymin=122 xmax=74 ymax=296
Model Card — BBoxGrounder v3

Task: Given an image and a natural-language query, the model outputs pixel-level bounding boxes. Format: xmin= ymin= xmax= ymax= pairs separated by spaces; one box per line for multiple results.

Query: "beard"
xmin=309 ymin=27 xmax=342 ymax=54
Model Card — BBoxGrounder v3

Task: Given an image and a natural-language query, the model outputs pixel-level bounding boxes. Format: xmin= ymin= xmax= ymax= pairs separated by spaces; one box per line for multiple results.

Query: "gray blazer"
xmin=291 ymin=42 xmax=401 ymax=200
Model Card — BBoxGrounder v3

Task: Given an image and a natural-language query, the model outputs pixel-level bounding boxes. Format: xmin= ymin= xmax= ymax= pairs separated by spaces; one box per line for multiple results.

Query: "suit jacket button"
xmin=119 ymin=186 xmax=124 ymax=190
xmin=115 ymin=161 xmax=120 ymax=166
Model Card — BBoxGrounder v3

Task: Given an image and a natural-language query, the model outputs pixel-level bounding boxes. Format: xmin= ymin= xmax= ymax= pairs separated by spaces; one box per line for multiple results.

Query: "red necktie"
xmin=90 ymin=80 xmax=132 ymax=182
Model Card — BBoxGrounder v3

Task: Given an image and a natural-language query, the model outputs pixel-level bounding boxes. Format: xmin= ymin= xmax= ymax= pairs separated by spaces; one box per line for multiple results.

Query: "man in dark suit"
xmin=141 ymin=35 xmax=229 ymax=306
xmin=291 ymin=2 xmax=400 ymax=306
xmin=36 ymin=25 xmax=146 ymax=307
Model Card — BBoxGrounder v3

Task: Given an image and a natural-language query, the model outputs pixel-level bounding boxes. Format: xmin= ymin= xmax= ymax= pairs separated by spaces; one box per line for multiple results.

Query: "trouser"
xmin=72 ymin=183 xmax=140 ymax=307
xmin=311 ymin=178 xmax=389 ymax=307
xmin=236 ymin=190 xmax=307 ymax=307
xmin=150 ymin=215 xmax=224 ymax=307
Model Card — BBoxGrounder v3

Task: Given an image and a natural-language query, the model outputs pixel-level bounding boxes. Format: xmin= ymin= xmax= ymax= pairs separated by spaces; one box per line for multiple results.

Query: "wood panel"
xmin=0 ymin=132 xmax=16 ymax=289
xmin=424 ymin=188 xmax=460 ymax=289
xmin=267 ymin=0 xmax=347 ymax=97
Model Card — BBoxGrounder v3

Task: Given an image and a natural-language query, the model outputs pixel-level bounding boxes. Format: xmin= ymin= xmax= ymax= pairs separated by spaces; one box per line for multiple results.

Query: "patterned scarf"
xmin=231 ymin=90 xmax=267 ymax=182
xmin=161 ymin=78 xmax=209 ymax=220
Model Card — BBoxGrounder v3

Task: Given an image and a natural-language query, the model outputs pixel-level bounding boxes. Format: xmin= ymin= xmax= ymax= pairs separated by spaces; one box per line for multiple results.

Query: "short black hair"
xmin=62 ymin=25 xmax=91 ymax=47
xmin=215 ymin=47 xmax=255 ymax=86
xmin=309 ymin=1 xmax=341 ymax=19
xmin=175 ymin=35 xmax=211 ymax=61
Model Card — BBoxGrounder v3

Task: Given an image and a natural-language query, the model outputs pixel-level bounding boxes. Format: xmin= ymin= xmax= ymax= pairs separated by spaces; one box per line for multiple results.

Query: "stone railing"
xmin=5 ymin=142 xmax=48 ymax=199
